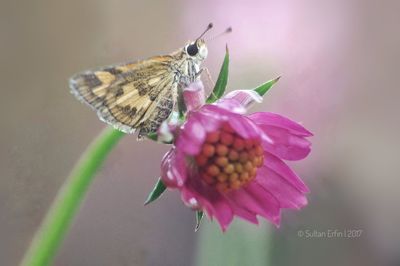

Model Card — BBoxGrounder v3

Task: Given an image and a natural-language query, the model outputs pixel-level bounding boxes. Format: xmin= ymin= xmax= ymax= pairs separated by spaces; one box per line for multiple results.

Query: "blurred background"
xmin=1 ymin=0 xmax=399 ymax=265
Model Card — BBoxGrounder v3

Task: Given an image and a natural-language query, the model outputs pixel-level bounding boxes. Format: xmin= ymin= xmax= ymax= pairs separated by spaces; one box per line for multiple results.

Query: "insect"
xmin=69 ymin=23 xmax=229 ymax=139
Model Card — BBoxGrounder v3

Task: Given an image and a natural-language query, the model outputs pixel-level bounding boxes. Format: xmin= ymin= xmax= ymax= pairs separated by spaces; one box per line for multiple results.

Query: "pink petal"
xmin=201 ymin=104 xmax=231 ymax=119
xmin=244 ymin=183 xmax=281 ymax=225
xmin=227 ymin=184 xmax=281 ymax=225
xmin=248 ymin=112 xmax=313 ymax=137
xmin=227 ymin=115 xmax=260 ymax=139
xmin=160 ymin=148 xmax=187 ymax=187
xmin=259 ymin=124 xmax=312 ymax=161
xmin=181 ymin=184 xmax=233 ymax=231
xmin=201 ymin=105 xmax=265 ymax=140
xmin=176 ymin=115 xmax=206 ymax=155
xmin=181 ymin=186 xmax=202 ymax=210
xmin=224 ymin=197 xmax=259 ymax=224
xmin=218 ymin=89 xmax=263 ymax=114
xmin=183 ymin=81 xmax=205 ymax=111
xmin=256 ymin=166 xmax=308 ymax=209
xmin=192 ymin=110 xmax=222 ymax=133
xmin=264 ymin=152 xmax=310 ymax=193
xmin=210 ymin=198 xmax=234 ymax=231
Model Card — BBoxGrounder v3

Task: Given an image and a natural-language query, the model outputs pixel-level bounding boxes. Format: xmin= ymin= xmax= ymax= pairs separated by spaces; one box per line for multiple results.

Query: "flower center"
xmin=195 ymin=123 xmax=264 ymax=193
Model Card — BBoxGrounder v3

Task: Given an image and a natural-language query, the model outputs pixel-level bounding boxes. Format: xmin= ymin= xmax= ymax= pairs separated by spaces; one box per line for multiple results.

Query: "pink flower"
xmin=160 ymin=83 xmax=312 ymax=231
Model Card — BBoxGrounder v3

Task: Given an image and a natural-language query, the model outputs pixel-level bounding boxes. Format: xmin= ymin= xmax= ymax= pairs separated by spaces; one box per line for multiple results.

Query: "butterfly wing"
xmin=69 ymin=56 xmax=178 ymax=135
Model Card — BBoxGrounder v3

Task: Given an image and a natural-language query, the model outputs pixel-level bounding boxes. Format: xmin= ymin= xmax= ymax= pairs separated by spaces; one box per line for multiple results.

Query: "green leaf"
xmin=206 ymin=46 xmax=229 ymax=103
xmin=254 ymin=76 xmax=281 ymax=96
xmin=144 ymin=178 xmax=167 ymax=205
xmin=195 ymin=211 xmax=204 ymax=231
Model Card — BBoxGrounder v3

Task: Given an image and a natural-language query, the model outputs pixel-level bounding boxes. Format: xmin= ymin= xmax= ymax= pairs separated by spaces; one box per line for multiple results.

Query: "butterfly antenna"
xmin=197 ymin=23 xmax=214 ymax=41
xmin=206 ymin=27 xmax=232 ymax=42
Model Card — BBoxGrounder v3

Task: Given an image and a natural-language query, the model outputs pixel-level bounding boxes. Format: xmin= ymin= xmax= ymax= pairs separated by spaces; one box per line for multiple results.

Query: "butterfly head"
xmin=184 ymin=24 xmax=232 ymax=62
xmin=185 ymin=39 xmax=208 ymax=61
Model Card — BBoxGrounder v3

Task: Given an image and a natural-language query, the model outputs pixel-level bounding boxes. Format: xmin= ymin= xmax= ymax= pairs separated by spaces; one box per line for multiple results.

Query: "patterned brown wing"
xmin=69 ymin=56 xmax=178 ymax=134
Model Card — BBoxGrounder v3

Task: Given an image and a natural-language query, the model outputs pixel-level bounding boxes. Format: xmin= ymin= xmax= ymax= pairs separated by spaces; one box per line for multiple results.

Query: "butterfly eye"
xmin=186 ymin=43 xmax=199 ymax=56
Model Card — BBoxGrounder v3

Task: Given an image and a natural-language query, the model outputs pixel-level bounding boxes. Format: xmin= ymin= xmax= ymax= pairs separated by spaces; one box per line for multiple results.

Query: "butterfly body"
xmin=69 ymin=39 xmax=208 ymax=138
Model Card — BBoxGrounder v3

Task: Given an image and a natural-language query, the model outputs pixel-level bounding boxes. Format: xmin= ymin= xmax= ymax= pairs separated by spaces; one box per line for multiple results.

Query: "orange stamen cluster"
xmin=195 ymin=123 xmax=264 ymax=193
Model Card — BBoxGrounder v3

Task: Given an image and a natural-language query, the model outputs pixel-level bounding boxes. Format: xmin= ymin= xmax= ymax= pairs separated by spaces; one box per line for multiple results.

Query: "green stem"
xmin=195 ymin=220 xmax=272 ymax=266
xmin=21 ymin=127 xmax=125 ymax=266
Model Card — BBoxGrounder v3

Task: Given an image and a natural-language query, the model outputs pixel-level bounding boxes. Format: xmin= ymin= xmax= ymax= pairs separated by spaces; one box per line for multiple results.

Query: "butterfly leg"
xmin=179 ymin=76 xmax=192 ymax=87
xmin=199 ymin=67 xmax=217 ymax=100
xmin=200 ymin=67 xmax=215 ymax=88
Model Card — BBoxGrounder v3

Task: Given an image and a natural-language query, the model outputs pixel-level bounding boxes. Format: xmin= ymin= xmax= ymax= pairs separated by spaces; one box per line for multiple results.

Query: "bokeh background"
xmin=1 ymin=0 xmax=399 ymax=265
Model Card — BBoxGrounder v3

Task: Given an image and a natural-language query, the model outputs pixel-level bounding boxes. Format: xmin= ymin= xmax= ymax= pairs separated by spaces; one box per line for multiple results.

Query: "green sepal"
xmin=206 ymin=46 xmax=229 ymax=103
xmin=195 ymin=211 xmax=204 ymax=232
xmin=144 ymin=178 xmax=167 ymax=205
xmin=147 ymin=132 xmax=158 ymax=141
xmin=147 ymin=132 xmax=173 ymax=144
xmin=254 ymin=76 xmax=281 ymax=96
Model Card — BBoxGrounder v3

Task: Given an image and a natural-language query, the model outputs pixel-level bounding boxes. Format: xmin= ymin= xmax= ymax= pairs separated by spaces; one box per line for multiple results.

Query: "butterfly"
xmin=69 ymin=23 xmax=216 ymax=139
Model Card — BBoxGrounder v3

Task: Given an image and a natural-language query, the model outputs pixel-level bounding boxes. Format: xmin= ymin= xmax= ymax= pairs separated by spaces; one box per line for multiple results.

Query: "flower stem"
xmin=195 ymin=221 xmax=272 ymax=266
xmin=21 ymin=127 xmax=125 ymax=266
